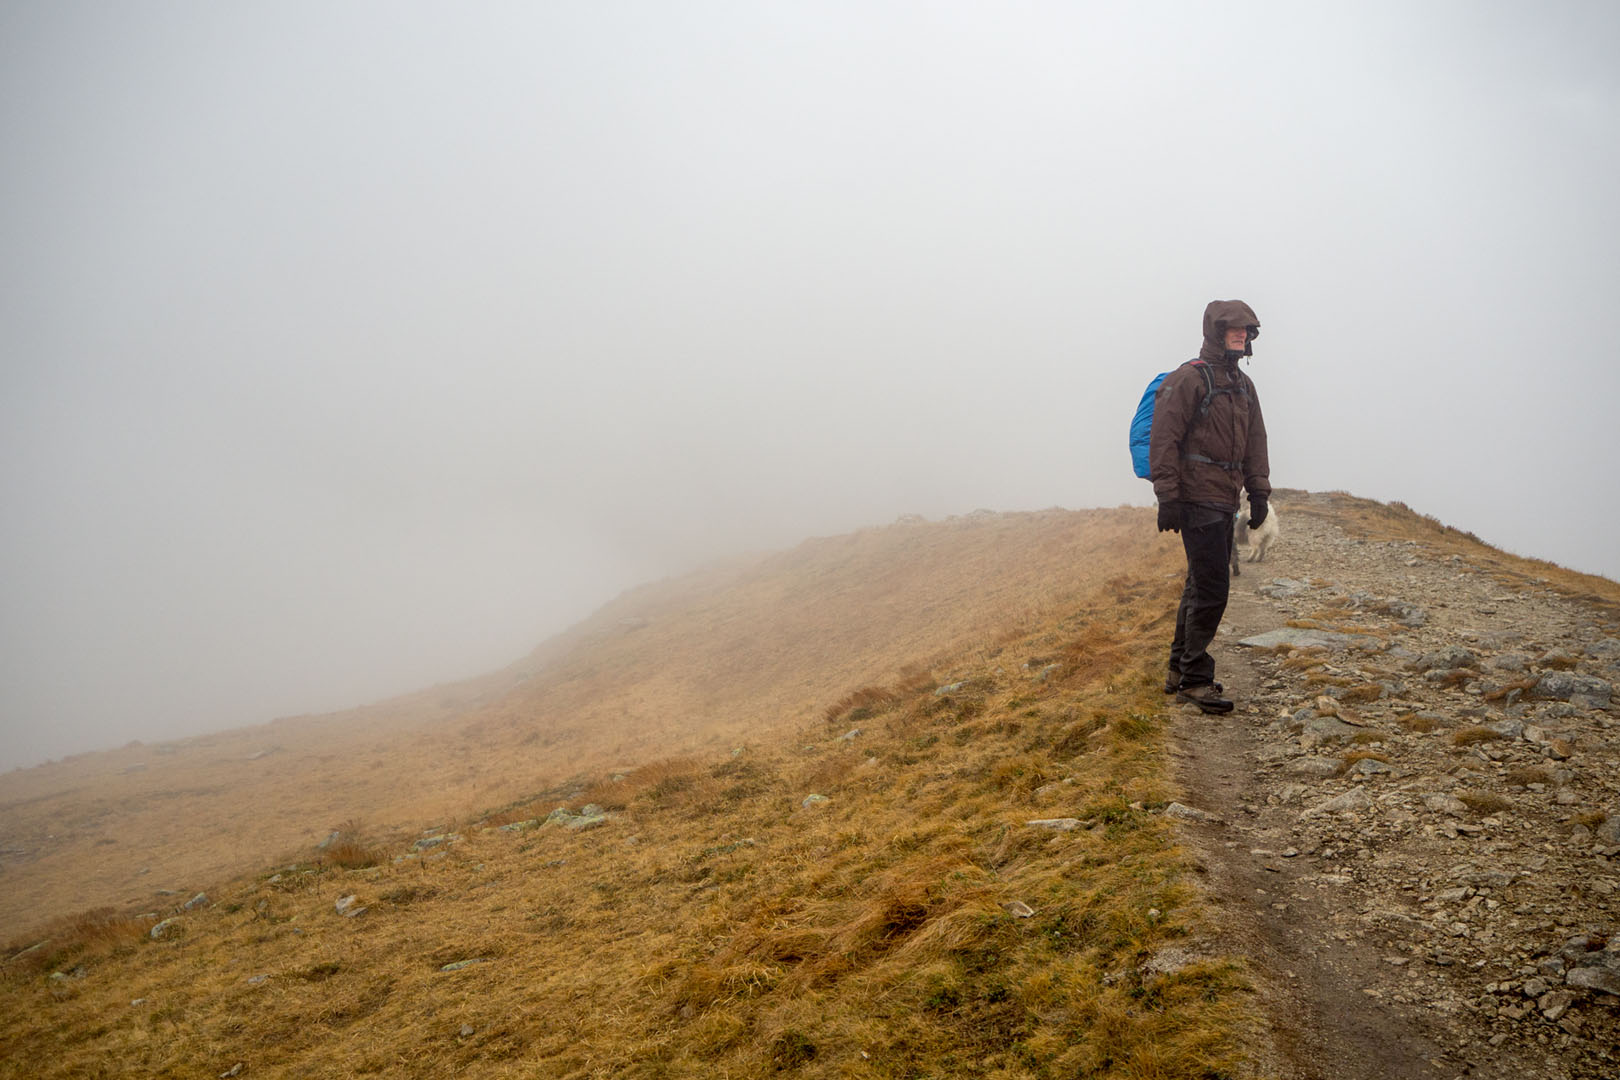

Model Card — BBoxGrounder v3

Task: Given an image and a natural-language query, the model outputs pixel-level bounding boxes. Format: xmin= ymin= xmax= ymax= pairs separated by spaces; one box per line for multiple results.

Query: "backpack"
xmin=1129 ymin=360 xmax=1246 ymax=479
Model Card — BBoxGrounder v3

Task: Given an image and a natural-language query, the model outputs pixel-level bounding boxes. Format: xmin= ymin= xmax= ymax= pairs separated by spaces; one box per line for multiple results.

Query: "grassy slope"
xmin=0 ymin=508 xmax=1162 ymax=935
xmin=4 ymin=507 xmax=1265 ymax=1079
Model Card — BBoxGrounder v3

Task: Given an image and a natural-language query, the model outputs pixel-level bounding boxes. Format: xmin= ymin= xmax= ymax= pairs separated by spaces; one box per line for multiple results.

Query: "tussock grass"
xmin=1456 ymin=791 xmax=1512 ymax=815
xmin=1400 ymin=712 xmax=1442 ymax=733
xmin=1484 ymin=677 xmax=1538 ymax=703
xmin=1504 ymin=766 xmax=1553 ymax=788
xmin=1337 ymin=683 xmax=1387 ymax=705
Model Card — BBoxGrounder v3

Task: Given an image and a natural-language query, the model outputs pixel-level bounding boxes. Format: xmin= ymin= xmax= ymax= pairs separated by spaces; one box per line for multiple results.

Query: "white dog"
xmin=1232 ymin=501 xmax=1280 ymax=574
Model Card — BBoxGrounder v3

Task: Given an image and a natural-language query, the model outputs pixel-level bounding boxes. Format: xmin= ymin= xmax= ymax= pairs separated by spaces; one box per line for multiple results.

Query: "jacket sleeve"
xmin=1242 ymin=376 xmax=1271 ymax=501
xmin=1148 ymin=365 xmax=1197 ymax=503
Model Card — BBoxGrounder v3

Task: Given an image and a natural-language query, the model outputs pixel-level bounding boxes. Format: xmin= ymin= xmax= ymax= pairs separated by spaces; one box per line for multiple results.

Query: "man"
xmin=1149 ymin=299 xmax=1270 ymax=714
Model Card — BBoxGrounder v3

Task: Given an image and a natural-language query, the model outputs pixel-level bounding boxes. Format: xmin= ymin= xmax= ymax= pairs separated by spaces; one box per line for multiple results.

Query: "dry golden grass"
xmin=1503 ymin=766 xmax=1554 ymax=788
xmin=0 ymin=511 xmax=1261 ymax=1079
xmin=0 ymin=508 xmax=1164 ymax=939
xmin=1399 ymin=712 xmax=1442 ymax=734
xmin=1455 ymin=791 xmax=1512 ymax=816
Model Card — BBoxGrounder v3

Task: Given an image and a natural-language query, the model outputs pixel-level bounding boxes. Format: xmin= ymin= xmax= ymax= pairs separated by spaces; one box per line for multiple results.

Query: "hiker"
xmin=1149 ymin=299 xmax=1270 ymax=714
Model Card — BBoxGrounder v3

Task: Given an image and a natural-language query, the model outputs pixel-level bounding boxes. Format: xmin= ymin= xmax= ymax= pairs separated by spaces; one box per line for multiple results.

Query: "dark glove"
xmin=1157 ymin=501 xmax=1183 ymax=533
xmin=1248 ymin=496 xmax=1268 ymax=529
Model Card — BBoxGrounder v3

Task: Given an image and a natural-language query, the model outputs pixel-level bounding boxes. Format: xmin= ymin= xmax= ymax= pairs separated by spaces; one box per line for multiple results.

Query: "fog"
xmin=3 ymin=2 xmax=1617 ymax=771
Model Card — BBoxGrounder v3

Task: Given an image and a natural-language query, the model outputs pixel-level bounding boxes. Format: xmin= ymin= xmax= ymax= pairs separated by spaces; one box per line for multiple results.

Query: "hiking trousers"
xmin=1168 ymin=506 xmax=1235 ymax=689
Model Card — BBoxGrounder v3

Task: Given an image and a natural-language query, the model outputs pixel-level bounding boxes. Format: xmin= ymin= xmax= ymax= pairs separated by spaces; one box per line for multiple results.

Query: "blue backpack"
xmin=1129 ymin=361 xmax=1237 ymax=479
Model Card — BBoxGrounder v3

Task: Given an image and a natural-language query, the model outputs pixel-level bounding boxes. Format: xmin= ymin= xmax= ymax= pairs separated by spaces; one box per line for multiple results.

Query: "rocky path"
xmin=1170 ymin=495 xmax=1620 ymax=1080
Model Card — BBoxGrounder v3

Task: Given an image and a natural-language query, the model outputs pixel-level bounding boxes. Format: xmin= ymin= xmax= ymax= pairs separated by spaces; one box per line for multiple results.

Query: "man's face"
xmin=1223 ymin=326 xmax=1249 ymax=352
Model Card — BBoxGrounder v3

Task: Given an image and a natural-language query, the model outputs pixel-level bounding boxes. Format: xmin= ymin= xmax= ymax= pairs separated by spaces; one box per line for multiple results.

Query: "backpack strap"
xmin=1182 ymin=360 xmax=1245 ymax=470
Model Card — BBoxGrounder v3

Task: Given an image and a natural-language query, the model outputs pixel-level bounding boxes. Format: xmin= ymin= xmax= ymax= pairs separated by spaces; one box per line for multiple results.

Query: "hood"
xmin=1199 ymin=299 xmax=1260 ymax=363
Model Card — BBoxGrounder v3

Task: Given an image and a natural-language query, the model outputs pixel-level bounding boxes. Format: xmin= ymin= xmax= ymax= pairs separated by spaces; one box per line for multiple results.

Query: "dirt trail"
xmin=1169 ymin=494 xmax=1620 ymax=1080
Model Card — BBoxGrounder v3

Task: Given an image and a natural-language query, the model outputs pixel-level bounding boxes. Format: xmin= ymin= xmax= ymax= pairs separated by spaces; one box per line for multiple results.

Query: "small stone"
xmin=439 ymin=958 xmax=490 ymax=972
xmin=1026 ymin=818 xmax=1083 ymax=831
xmin=334 ymin=895 xmax=367 ymax=918
xmin=1414 ymin=646 xmax=1477 ymax=672
xmin=1303 ymin=788 xmax=1374 ymax=817
xmin=1539 ymin=990 xmax=1577 ymax=1021
xmin=1424 ymin=793 xmax=1469 ymax=817
xmin=1002 ymin=900 xmax=1035 ymax=918
xmin=801 ymin=794 xmax=829 ymax=808
xmin=1163 ymin=801 xmax=1220 ymax=823
xmin=459 ymin=1024 xmax=475 ymax=1037
xmin=149 ymin=918 xmax=179 ymax=940
xmin=183 ymin=892 xmax=209 ymax=910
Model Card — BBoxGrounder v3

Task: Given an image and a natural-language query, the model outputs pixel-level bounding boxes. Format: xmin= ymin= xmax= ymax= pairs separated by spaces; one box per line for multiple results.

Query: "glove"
xmin=1247 ymin=496 xmax=1268 ymax=529
xmin=1157 ymin=501 xmax=1183 ymax=533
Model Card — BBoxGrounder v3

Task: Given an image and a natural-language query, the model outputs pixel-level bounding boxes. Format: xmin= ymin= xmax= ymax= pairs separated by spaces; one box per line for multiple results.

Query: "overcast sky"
xmin=3 ymin=2 xmax=1617 ymax=771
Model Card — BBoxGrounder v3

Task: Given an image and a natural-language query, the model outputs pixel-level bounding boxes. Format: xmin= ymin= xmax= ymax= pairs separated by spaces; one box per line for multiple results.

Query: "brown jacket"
xmin=1148 ymin=300 xmax=1270 ymax=512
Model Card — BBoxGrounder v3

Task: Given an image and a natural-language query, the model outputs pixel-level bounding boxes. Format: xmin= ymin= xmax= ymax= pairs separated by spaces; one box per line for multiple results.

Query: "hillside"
xmin=0 ymin=508 xmax=1167 ymax=936
xmin=4 ymin=492 xmax=1619 ymax=1078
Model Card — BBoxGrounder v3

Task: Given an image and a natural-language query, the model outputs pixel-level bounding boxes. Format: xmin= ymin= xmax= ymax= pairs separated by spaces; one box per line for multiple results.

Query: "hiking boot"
xmin=1163 ymin=672 xmax=1179 ymax=694
xmin=1176 ymin=683 xmax=1234 ymax=715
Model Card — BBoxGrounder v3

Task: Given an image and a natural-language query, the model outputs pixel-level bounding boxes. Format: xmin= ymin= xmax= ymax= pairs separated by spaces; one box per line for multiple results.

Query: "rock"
xmin=414 ymin=835 xmax=447 ymax=851
xmin=1423 ymin=794 xmax=1469 ymax=817
xmin=545 ymin=807 xmax=609 ymax=830
xmin=1353 ymin=758 xmax=1394 ymax=776
xmin=1304 ymin=788 xmax=1374 ymax=817
xmin=1538 ymin=989 xmax=1577 ymax=1020
xmin=1163 ymin=801 xmax=1220 ymax=823
xmin=317 ymin=830 xmax=341 ymax=850
xmin=1488 ymin=653 xmax=1532 ymax=673
xmin=334 ymin=895 xmax=366 ymax=918
xmin=1529 ymin=672 xmax=1612 ymax=708
xmin=1258 ymin=578 xmax=1313 ymax=599
xmin=1285 ymin=757 xmax=1342 ymax=779
xmin=836 ymin=728 xmax=862 ymax=742
xmin=1539 ymin=649 xmax=1581 ymax=671
xmin=1301 ymin=716 xmax=1357 ymax=745
xmin=1026 ymin=818 xmax=1083 ymax=831
xmin=183 ymin=892 xmax=209 ymax=910
xmin=1484 ymin=719 xmax=1524 ymax=739
xmin=498 ymin=819 xmax=541 ymax=832
xmin=801 ymin=794 xmax=829 ymax=808
xmin=1596 ymin=815 xmax=1620 ymax=846
xmin=1001 ymin=900 xmax=1035 ymax=918
xmin=439 ymin=958 xmax=490 ymax=972
xmin=1240 ymin=628 xmax=1369 ymax=650
xmin=1565 ymin=965 xmax=1620 ymax=996
xmin=1414 ymin=646 xmax=1477 ymax=673
xmin=1585 ymin=638 xmax=1620 ymax=660
xmin=149 ymin=918 xmax=179 ymax=940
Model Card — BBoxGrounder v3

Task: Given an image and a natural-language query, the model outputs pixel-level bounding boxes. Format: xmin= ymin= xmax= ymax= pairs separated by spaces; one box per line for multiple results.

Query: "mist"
xmin=3 ymin=1 xmax=1617 ymax=771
